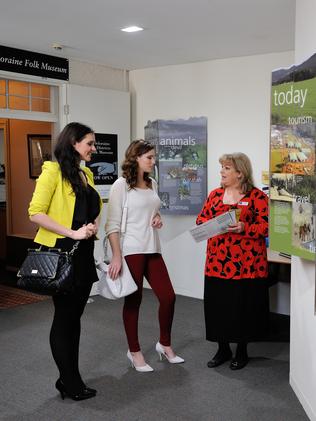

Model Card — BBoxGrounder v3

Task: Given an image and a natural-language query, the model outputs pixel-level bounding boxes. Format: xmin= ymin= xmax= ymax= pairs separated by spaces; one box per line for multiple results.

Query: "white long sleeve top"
xmin=105 ymin=177 xmax=161 ymax=256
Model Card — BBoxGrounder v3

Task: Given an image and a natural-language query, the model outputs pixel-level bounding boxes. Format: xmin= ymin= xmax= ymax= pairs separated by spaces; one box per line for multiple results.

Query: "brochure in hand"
xmin=190 ymin=209 xmax=240 ymax=242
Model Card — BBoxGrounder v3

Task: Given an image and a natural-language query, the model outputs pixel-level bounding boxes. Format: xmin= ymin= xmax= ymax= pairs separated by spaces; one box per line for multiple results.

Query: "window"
xmin=0 ymin=79 xmax=51 ymax=113
xmin=0 ymin=80 xmax=6 ymax=108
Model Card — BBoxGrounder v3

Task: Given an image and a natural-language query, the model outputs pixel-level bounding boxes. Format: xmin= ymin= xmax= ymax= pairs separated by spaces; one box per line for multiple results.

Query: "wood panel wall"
xmin=7 ymin=119 xmax=52 ymax=238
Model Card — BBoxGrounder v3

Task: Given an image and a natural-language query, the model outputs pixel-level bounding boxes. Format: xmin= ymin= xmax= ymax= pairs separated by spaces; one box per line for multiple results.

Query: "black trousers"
xmin=50 ymin=283 xmax=92 ymax=393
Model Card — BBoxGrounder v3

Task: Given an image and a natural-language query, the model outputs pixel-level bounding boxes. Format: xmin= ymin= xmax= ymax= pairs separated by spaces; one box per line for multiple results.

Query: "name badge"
xmin=238 ymin=201 xmax=248 ymax=206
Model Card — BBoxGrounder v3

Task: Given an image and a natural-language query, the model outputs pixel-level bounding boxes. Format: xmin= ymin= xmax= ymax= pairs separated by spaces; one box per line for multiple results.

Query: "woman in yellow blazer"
xmin=29 ymin=122 xmax=102 ymax=401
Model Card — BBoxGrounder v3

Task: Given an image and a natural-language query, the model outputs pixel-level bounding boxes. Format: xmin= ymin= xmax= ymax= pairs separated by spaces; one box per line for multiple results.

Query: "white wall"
xmin=66 ymin=84 xmax=130 ymax=295
xmin=130 ymin=51 xmax=294 ymax=298
xmin=290 ymin=1 xmax=316 ymax=419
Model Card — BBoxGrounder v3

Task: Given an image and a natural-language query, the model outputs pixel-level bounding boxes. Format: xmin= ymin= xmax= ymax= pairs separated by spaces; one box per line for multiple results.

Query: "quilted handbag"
xmin=17 ymin=242 xmax=79 ymax=296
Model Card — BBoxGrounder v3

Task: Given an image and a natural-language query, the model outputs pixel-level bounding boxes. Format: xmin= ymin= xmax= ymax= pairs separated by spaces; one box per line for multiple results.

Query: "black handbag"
xmin=17 ymin=242 xmax=80 ymax=296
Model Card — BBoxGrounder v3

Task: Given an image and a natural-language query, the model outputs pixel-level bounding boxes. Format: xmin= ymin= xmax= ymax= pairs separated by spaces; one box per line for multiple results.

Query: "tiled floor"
xmin=0 ymin=284 xmax=48 ymax=309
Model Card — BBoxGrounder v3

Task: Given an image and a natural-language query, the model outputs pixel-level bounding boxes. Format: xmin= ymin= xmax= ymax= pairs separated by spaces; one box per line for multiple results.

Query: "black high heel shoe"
xmin=55 ymin=379 xmax=96 ymax=401
xmin=84 ymin=386 xmax=97 ymax=394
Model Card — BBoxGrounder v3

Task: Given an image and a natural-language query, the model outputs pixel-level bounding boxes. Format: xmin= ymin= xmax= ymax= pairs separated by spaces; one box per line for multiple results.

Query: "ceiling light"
xmin=51 ymin=42 xmax=63 ymax=51
xmin=121 ymin=26 xmax=144 ymax=33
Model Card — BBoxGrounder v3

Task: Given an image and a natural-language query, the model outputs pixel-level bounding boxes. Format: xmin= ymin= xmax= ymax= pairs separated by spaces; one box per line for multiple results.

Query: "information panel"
xmin=270 ymin=53 xmax=316 ymax=260
xmin=145 ymin=117 xmax=207 ymax=215
xmin=86 ymin=133 xmax=118 ymax=200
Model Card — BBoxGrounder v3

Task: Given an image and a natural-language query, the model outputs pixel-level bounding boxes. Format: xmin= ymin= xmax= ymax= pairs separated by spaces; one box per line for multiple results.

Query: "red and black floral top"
xmin=196 ymin=187 xmax=268 ymax=280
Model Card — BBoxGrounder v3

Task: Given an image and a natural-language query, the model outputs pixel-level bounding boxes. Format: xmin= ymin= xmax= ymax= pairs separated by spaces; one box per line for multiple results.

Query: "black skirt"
xmin=55 ymin=237 xmax=98 ymax=287
xmin=204 ymin=276 xmax=269 ymax=343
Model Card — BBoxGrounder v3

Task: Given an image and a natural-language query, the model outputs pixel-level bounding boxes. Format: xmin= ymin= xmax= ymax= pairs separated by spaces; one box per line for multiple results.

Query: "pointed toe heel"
xmin=55 ymin=379 xmax=96 ymax=401
xmin=155 ymin=342 xmax=185 ymax=364
xmin=127 ymin=350 xmax=154 ymax=372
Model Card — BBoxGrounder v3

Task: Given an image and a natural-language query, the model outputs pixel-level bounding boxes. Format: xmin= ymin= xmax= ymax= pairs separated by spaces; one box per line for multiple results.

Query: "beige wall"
xmin=69 ymin=59 xmax=129 ymax=92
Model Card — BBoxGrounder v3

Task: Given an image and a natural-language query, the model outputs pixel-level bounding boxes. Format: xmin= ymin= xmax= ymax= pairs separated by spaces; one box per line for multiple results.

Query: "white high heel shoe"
xmin=127 ymin=350 xmax=154 ymax=372
xmin=155 ymin=342 xmax=185 ymax=364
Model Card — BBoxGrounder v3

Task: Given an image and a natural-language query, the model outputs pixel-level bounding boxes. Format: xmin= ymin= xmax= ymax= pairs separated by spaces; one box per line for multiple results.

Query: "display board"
xmin=145 ymin=117 xmax=207 ymax=215
xmin=86 ymin=133 xmax=118 ymax=200
xmin=270 ymin=53 xmax=316 ymax=260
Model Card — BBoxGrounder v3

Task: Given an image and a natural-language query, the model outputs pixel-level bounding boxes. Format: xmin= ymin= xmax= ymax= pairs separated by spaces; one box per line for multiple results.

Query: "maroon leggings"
xmin=124 ymin=253 xmax=176 ymax=352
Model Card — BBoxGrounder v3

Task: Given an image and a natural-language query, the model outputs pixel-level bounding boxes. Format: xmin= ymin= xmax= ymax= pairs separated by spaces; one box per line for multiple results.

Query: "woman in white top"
xmin=105 ymin=140 xmax=184 ymax=371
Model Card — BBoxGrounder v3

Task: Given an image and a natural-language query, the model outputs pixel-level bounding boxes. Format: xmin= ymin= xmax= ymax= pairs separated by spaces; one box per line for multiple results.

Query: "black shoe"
xmin=229 ymin=357 xmax=249 ymax=370
xmin=56 ymin=379 xmax=96 ymax=401
xmin=84 ymin=386 xmax=97 ymax=394
xmin=207 ymin=351 xmax=232 ymax=368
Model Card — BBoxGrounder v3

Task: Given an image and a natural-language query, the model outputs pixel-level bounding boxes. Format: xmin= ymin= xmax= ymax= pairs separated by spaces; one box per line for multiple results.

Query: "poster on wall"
xmin=86 ymin=133 xmax=118 ymax=200
xmin=145 ymin=117 xmax=207 ymax=215
xmin=270 ymin=53 xmax=316 ymax=261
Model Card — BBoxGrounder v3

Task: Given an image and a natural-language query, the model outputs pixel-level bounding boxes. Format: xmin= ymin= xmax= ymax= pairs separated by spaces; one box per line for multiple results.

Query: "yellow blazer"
xmin=29 ymin=161 xmax=102 ymax=247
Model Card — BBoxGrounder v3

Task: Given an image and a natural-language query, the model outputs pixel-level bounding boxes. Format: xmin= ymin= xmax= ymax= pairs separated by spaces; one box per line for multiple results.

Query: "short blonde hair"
xmin=219 ymin=152 xmax=254 ymax=193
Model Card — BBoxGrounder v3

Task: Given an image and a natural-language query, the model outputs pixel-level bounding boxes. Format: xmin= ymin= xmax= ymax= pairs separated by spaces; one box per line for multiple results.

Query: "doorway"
xmin=0 ymin=75 xmax=61 ymax=273
xmin=0 ymin=118 xmax=53 ymax=271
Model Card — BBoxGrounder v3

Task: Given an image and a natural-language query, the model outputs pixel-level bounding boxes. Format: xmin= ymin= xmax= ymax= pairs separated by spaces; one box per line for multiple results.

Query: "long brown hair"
xmin=121 ymin=140 xmax=155 ymax=189
xmin=219 ymin=152 xmax=254 ymax=193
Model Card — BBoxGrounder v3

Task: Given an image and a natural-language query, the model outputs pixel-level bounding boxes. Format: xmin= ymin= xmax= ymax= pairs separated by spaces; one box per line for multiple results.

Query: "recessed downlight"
xmin=121 ymin=26 xmax=144 ymax=33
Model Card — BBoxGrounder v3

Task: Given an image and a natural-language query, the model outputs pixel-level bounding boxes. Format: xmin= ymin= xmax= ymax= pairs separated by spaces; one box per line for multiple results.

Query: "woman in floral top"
xmin=196 ymin=152 xmax=269 ymax=370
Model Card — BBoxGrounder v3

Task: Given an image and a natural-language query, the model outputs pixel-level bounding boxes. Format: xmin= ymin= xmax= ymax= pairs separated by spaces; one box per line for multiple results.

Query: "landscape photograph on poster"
xmin=270 ymin=124 xmax=315 ymax=175
xmin=292 ymin=202 xmax=316 ymax=254
xmin=270 ymin=173 xmax=296 ymax=201
xmin=271 ymin=53 xmax=316 ymax=125
xmin=270 ymin=173 xmax=316 ymax=203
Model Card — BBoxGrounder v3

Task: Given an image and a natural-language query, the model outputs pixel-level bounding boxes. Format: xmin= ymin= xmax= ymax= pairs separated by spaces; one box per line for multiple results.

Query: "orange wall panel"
xmin=8 ymin=119 xmax=52 ymax=238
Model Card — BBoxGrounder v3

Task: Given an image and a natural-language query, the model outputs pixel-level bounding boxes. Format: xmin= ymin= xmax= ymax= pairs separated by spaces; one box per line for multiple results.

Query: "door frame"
xmin=0 ymin=118 xmax=9 ymax=229
xmin=0 ymin=71 xmax=66 ymax=239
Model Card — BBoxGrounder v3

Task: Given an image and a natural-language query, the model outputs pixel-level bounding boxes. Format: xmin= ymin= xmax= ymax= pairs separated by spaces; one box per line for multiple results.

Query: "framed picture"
xmin=27 ymin=134 xmax=52 ymax=179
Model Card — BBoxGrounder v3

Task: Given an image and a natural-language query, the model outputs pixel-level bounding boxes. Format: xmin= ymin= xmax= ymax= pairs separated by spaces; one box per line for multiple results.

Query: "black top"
xmin=55 ymin=184 xmax=100 ymax=286
xmin=72 ymin=183 xmax=100 ymax=229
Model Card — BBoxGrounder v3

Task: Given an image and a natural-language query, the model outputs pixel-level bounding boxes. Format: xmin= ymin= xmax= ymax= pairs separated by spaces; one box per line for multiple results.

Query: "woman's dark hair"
xmin=122 ymin=140 xmax=155 ymax=189
xmin=54 ymin=122 xmax=94 ymax=194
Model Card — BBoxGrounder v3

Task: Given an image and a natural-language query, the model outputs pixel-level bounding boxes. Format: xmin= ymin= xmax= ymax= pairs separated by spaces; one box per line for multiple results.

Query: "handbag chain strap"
xmin=69 ymin=240 xmax=80 ymax=256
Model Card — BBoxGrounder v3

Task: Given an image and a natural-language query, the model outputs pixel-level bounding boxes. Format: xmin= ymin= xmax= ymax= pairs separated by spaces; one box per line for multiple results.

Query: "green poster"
xmin=270 ymin=54 xmax=316 ymax=261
